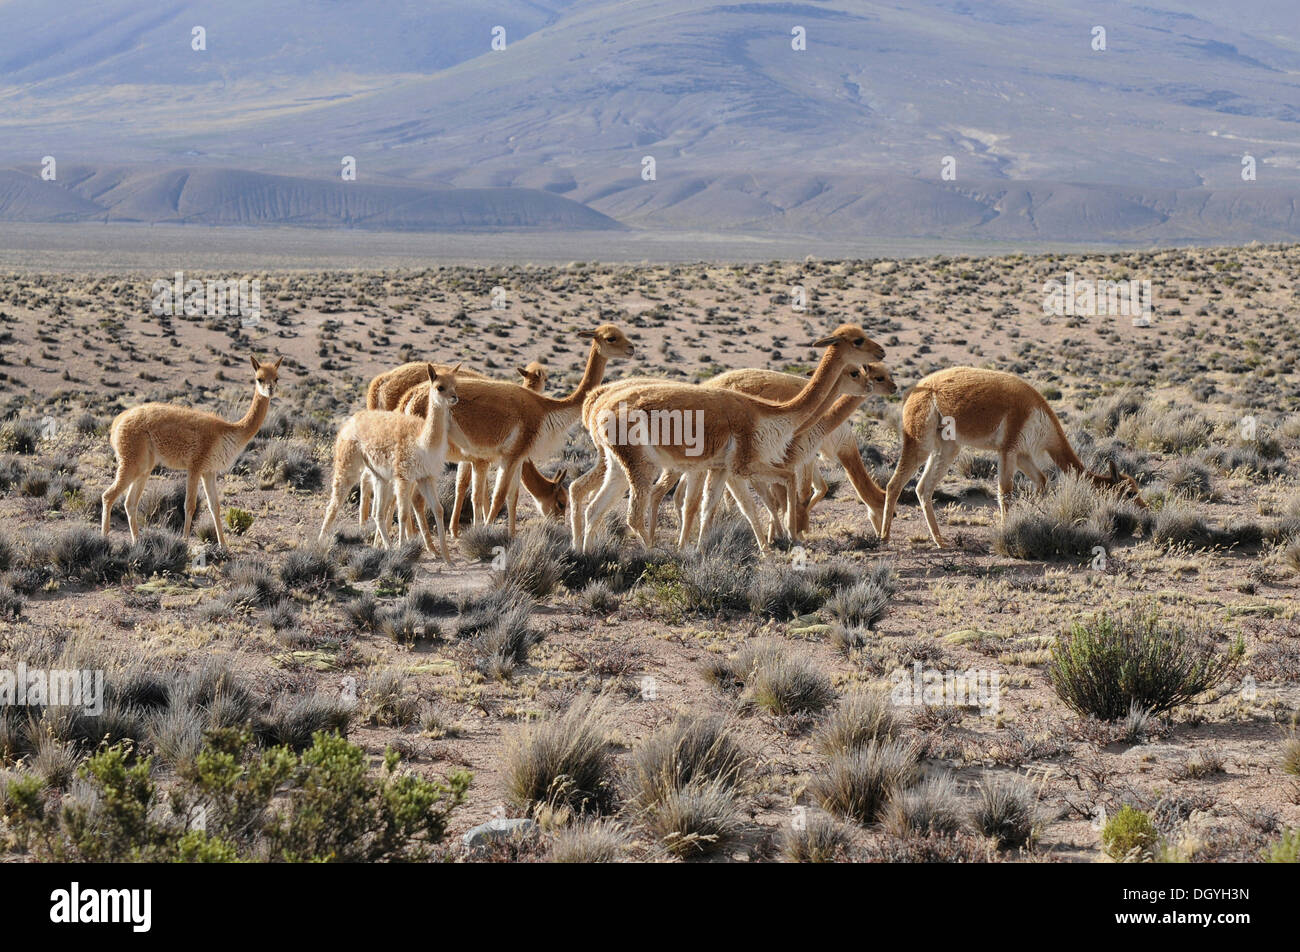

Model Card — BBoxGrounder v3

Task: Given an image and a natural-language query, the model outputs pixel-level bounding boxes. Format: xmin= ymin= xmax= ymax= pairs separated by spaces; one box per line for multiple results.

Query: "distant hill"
xmin=1 ymin=0 xmax=1298 ymax=240
xmin=0 ymin=166 xmax=620 ymax=231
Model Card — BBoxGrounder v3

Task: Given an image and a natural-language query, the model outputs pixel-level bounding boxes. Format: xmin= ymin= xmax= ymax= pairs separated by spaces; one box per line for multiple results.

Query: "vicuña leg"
xmin=200 ymin=472 xmax=226 ymax=548
xmin=676 ymin=471 xmax=702 ymax=548
xmin=569 ymin=457 xmax=608 ymax=546
xmin=100 ymin=467 xmax=131 ymax=537
xmin=123 ymin=474 xmax=149 ymax=542
xmin=450 ymin=462 xmax=473 ymax=536
xmin=916 ymin=440 xmax=960 ymax=548
xmin=581 ymin=448 xmax=628 ymax=552
xmin=882 ymin=438 xmax=925 ymax=542
xmin=995 ymin=451 xmax=1015 ymax=524
xmin=1017 ymin=453 xmax=1047 ymax=493
xmin=320 ymin=442 xmax=366 ymax=543
xmin=421 ymin=477 xmax=451 ymax=564
xmin=182 ymin=471 xmax=202 ymax=539
xmin=485 ymin=458 xmax=523 ymax=533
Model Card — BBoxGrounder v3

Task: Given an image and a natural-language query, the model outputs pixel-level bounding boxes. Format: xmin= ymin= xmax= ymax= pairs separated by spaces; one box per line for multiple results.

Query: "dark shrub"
xmin=1050 ymin=608 xmax=1244 ymax=720
xmin=811 ymin=740 xmax=919 ymax=825
xmin=256 ymin=441 xmax=324 ymax=490
xmin=503 ymin=696 xmax=617 ymax=815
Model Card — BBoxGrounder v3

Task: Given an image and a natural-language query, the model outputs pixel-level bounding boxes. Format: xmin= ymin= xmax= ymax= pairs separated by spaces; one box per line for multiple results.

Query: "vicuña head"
xmin=578 ymin=323 xmax=636 ymax=360
xmin=426 ymin=362 xmax=460 ymax=409
xmin=806 ymin=324 xmax=886 ymax=363
xmin=517 ymin=361 xmax=548 ymax=390
xmin=252 ymin=354 xmax=282 ymax=398
xmin=860 ymin=361 xmax=897 ymax=396
xmin=1088 ymin=458 xmax=1147 ymax=508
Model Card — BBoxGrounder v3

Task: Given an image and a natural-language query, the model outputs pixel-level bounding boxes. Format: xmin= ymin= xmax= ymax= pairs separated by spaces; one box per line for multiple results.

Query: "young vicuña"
xmin=319 ymin=363 xmax=460 ymax=562
xmin=398 ymin=324 xmax=633 ymax=535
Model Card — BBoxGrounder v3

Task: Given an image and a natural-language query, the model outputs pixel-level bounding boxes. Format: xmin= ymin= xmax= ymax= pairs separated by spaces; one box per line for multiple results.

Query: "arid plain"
xmin=1 ymin=243 xmax=1297 ymax=862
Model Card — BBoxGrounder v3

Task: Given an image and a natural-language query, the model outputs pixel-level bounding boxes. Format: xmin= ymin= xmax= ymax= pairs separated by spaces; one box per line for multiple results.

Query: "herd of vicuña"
xmin=100 ymin=324 xmax=1146 ymax=560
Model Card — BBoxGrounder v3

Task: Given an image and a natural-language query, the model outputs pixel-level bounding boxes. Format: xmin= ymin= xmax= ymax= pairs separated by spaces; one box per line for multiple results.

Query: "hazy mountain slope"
xmin=0 ymin=165 xmax=621 ymax=230
xmin=0 ymin=0 xmax=1297 ymax=239
xmin=0 ymin=170 xmax=104 ymax=221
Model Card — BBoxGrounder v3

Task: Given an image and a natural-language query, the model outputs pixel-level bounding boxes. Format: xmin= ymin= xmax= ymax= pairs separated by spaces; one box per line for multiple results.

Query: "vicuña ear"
xmin=426 ymin=363 xmax=438 ymax=383
xmin=554 ymin=466 xmax=568 ymax=483
xmin=249 ymin=355 xmax=261 ymax=371
xmin=578 ymin=329 xmax=596 ymax=340
xmin=450 ymin=362 xmax=461 ymax=374
xmin=271 ymin=355 xmax=283 ymax=369
xmin=1108 ymin=459 xmax=1119 ymax=481
xmin=812 ymin=333 xmax=840 ymax=347
xmin=517 ymin=366 xmax=529 ymax=378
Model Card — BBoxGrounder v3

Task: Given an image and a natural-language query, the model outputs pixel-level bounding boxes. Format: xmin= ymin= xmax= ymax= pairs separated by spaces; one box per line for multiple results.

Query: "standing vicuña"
xmin=364 ymin=360 xmax=564 ymax=531
xmin=398 ymin=324 xmax=634 ymax=535
xmin=881 ymin=367 xmax=1145 ymax=548
xmin=580 ymin=325 xmax=884 ymax=553
xmin=101 ymin=355 xmax=282 ymax=546
xmin=319 ymin=364 xmax=459 ymax=562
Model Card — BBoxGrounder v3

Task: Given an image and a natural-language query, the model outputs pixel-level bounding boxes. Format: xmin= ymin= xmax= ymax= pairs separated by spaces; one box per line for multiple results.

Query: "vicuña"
xmin=881 ymin=366 xmax=1145 ymax=548
xmin=101 ymin=355 xmax=282 ymax=546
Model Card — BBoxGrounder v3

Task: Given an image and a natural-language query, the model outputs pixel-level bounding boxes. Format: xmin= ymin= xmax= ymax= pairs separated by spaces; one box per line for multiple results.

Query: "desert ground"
xmin=0 ymin=242 xmax=1297 ymax=862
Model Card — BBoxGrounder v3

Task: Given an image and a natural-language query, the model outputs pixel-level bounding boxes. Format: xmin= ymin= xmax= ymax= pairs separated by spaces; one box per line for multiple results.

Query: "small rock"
xmin=461 ymin=817 xmax=537 ymax=852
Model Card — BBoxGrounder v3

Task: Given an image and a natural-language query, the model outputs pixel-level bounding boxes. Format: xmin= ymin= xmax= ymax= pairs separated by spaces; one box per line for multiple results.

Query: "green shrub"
xmin=224 ymin=507 xmax=255 ymax=535
xmin=4 ymin=729 xmax=468 ymax=862
xmin=1265 ymin=828 xmax=1299 ymax=863
xmin=1050 ymin=607 xmax=1243 ymax=720
xmin=1101 ymin=805 xmax=1157 ymax=860
xmin=266 ymin=732 xmax=468 ymax=862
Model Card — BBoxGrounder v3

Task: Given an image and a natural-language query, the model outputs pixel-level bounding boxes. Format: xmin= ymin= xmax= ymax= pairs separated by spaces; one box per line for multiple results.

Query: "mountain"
xmin=1 ymin=0 xmax=1298 ymax=240
xmin=0 ymin=165 xmax=620 ymax=230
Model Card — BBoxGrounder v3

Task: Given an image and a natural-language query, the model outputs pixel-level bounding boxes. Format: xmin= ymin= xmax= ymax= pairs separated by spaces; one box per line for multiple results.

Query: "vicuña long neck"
xmin=555 ymin=342 xmax=608 ymax=410
xmin=794 ymin=393 xmax=865 ymax=442
xmin=1043 ymin=410 xmax=1088 ymax=475
xmin=766 ymin=347 xmax=846 ymax=425
xmin=229 ymin=388 xmax=270 ymax=446
xmin=420 ymin=397 xmax=450 ymax=448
